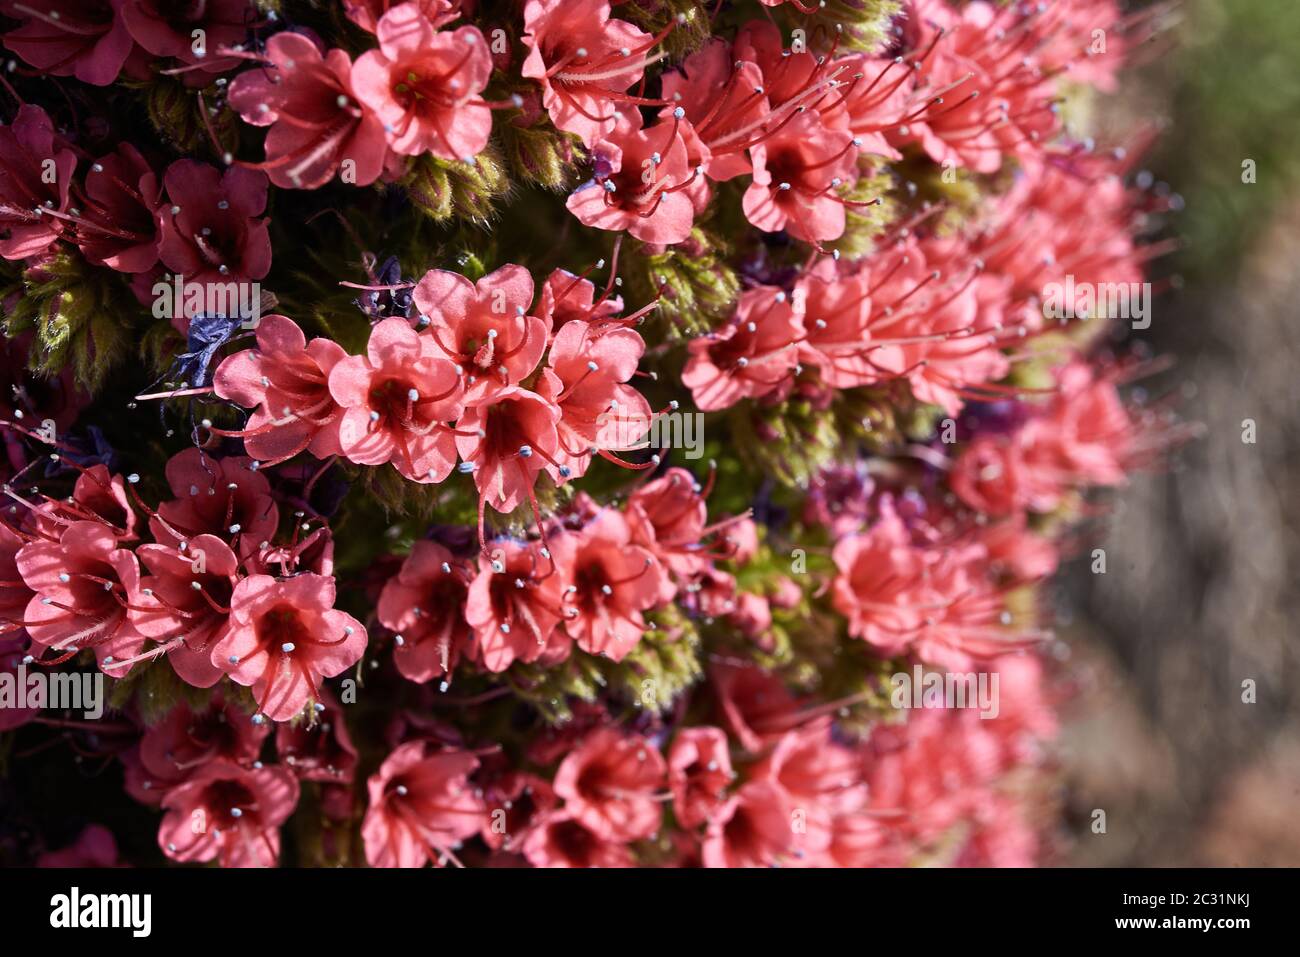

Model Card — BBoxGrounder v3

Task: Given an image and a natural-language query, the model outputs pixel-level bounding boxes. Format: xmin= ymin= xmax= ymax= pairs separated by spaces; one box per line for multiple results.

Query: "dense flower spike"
xmin=0 ymin=0 xmax=1187 ymax=871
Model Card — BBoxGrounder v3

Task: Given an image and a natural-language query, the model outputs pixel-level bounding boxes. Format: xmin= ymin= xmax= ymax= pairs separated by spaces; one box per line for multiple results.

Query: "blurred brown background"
xmin=1058 ymin=0 xmax=1300 ymax=866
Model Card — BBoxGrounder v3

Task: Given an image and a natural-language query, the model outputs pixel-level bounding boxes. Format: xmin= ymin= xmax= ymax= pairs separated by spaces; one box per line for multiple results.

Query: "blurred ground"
xmin=1057 ymin=0 xmax=1300 ymax=866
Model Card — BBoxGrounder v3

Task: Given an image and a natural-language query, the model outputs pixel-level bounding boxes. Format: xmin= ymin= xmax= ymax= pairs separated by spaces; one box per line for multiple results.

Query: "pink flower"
xmin=455 ymin=388 xmax=561 ymax=516
xmin=158 ymin=760 xmax=299 ymax=867
xmin=127 ymin=694 xmax=269 ymax=803
xmin=552 ymin=728 xmax=665 ymax=841
xmin=412 ymin=265 xmax=549 ymax=406
xmin=701 ymin=780 xmax=794 ymax=867
xmin=743 ymin=111 xmax=859 ymax=245
xmin=377 ymin=539 xmax=473 ymax=683
xmin=213 ymin=314 xmax=347 ymax=466
xmin=466 ymin=539 xmax=569 ymax=673
xmin=362 ymin=741 xmax=485 ymax=867
xmin=535 ymin=267 xmax=623 ymax=331
xmin=1 ymin=0 xmax=134 ymax=86
xmin=74 ymin=143 xmax=163 ymax=273
xmin=327 ymin=317 xmax=465 ymax=483
xmin=711 ymin=663 xmax=798 ymax=754
xmin=752 ymin=721 xmax=866 ymax=857
xmin=276 ymin=686 xmax=359 ymax=784
xmin=351 ymin=3 xmax=493 ymax=159
xmin=34 ymin=463 xmax=137 ymax=542
xmin=549 ymin=508 xmax=666 ymax=661
xmin=658 ymin=38 xmax=766 ymax=182
xmin=120 ymin=0 xmax=252 ymax=71
xmin=521 ymin=810 xmax=633 ymax=867
xmin=667 ymin=727 xmax=734 ymax=829
xmin=830 ymin=507 xmax=929 ymax=656
xmin=150 ymin=449 xmax=279 ymax=556
xmin=682 ymin=286 xmax=804 ymax=411
xmin=345 ymin=0 xmax=464 ymax=34
xmin=118 ymin=532 xmax=238 ymax=687
xmin=566 ymin=111 xmax=701 ymax=245
xmin=157 ymin=161 xmax=271 ymax=288
xmin=521 ymin=0 xmax=659 ymax=147
xmin=535 ymin=318 xmax=652 ymax=483
xmin=0 ymin=105 xmax=76 ymax=260
xmin=211 ymin=573 xmax=367 ymax=722
xmin=229 ymin=31 xmax=390 ymax=190
xmin=17 ymin=520 xmax=142 ymax=671
xmin=626 ymin=466 xmax=708 ymax=578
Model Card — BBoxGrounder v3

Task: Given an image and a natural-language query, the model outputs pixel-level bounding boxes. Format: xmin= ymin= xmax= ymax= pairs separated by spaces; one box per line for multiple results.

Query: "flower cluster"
xmin=0 ymin=0 xmax=1185 ymax=869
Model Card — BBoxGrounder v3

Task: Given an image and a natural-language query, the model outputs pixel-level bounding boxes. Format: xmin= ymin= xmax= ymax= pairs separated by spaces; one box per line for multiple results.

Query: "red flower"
xmin=377 ymin=539 xmax=473 ymax=684
xmin=351 ymin=3 xmax=493 ymax=159
xmin=552 ymin=728 xmax=665 ymax=841
xmin=0 ymin=0 xmax=135 ymax=86
xmin=150 ymin=449 xmax=279 ymax=557
xmin=0 ymin=105 xmax=77 ymax=260
xmin=211 ymin=573 xmax=367 ymax=722
xmin=327 ymin=316 xmax=465 ymax=483
xmin=213 ymin=313 xmax=347 ymax=466
xmin=550 ymin=508 xmax=666 ymax=661
xmin=158 ymin=759 xmax=299 ymax=868
xmin=74 ymin=143 xmax=163 ymax=273
xmin=362 ymin=741 xmax=485 ymax=867
xmin=229 ymin=31 xmax=390 ymax=189
xmin=120 ymin=0 xmax=253 ymax=78
xmin=157 ymin=161 xmax=272 ymax=289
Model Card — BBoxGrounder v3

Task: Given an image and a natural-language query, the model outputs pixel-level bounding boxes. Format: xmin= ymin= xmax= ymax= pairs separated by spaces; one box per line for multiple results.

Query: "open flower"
xmin=211 ymin=573 xmax=367 ymax=722
xmin=362 ymin=741 xmax=485 ymax=867
xmin=0 ymin=0 xmax=135 ymax=86
xmin=158 ymin=759 xmax=299 ymax=868
xmin=0 ymin=105 xmax=76 ymax=260
xmin=667 ymin=726 xmax=734 ymax=829
xmin=553 ymin=728 xmax=665 ymax=841
xmin=74 ymin=143 xmax=163 ymax=273
xmin=682 ymin=286 xmax=804 ymax=411
xmin=466 ymin=538 xmax=570 ymax=673
xmin=522 ymin=810 xmax=633 ymax=867
xmin=151 ymin=449 xmax=279 ymax=556
xmin=377 ymin=539 xmax=473 ymax=684
xmin=229 ymin=31 xmax=389 ymax=189
xmin=455 ymin=388 xmax=561 ymax=516
xmin=328 ymin=317 xmax=465 ymax=483
xmin=351 ymin=2 xmax=493 ymax=159
xmin=213 ymin=314 xmax=347 ymax=466
xmin=157 ymin=161 xmax=271 ymax=289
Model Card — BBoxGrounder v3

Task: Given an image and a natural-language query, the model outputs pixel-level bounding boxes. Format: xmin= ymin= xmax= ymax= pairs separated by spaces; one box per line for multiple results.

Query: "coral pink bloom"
xmin=328 ymin=317 xmax=465 ymax=483
xmin=553 ymin=728 xmax=665 ymax=841
xmin=33 ymin=463 xmax=137 ymax=541
xmin=213 ymin=314 xmax=347 ymax=466
xmin=17 ymin=520 xmax=142 ymax=671
xmin=478 ymin=769 xmax=556 ymax=853
xmin=566 ymin=111 xmax=701 ymax=245
xmin=377 ymin=539 xmax=472 ymax=684
xmin=521 ymin=0 xmax=659 ymax=147
xmin=743 ymin=111 xmax=859 ymax=245
xmin=455 ymin=388 xmax=560 ymax=516
xmin=535 ymin=318 xmax=651 ymax=483
xmin=550 ymin=508 xmax=665 ymax=661
xmin=0 ymin=105 xmax=76 ymax=260
xmin=158 ymin=759 xmax=299 ymax=868
xmin=752 ymin=721 xmax=866 ymax=855
xmin=151 ymin=449 xmax=279 ymax=555
xmin=351 ymin=3 xmax=493 ymax=159
xmin=74 ymin=143 xmax=163 ymax=273
xmin=949 ymin=433 xmax=1046 ymax=517
xmin=0 ymin=0 xmax=134 ymax=86
xmin=682 ymin=286 xmax=804 ymax=411
xmin=466 ymin=539 xmax=569 ymax=673
xmin=794 ymin=260 xmax=879 ymax=389
xmin=211 ymin=574 xmax=367 ymax=722
xmin=626 ymin=466 xmax=708 ymax=578
xmin=535 ymin=267 xmax=623 ymax=331
xmin=710 ymin=662 xmax=799 ymax=754
xmin=658 ymin=38 xmax=766 ymax=182
xmin=522 ymin=810 xmax=633 ymax=868
xmin=157 ymin=161 xmax=271 ymax=289
xmin=828 ymin=54 xmax=911 ymax=161
xmin=117 ymin=533 xmax=238 ymax=687
xmin=127 ymin=694 xmax=269 ymax=804
xmin=413 ymin=265 xmax=549 ymax=406
xmin=701 ymin=780 xmax=795 ymax=867
xmin=229 ymin=31 xmax=389 ymax=189
xmin=830 ymin=507 xmax=928 ymax=655
xmin=276 ymin=686 xmax=359 ymax=784
xmin=1035 ymin=360 xmax=1135 ymax=486
xmin=345 ymin=0 xmax=462 ymax=34
xmin=37 ymin=824 xmax=122 ymax=867
xmin=362 ymin=741 xmax=485 ymax=867
xmin=667 ymin=726 xmax=734 ymax=829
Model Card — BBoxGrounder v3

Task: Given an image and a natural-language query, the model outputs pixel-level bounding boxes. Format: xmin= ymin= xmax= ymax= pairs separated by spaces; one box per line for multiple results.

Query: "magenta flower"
xmin=157 ymin=161 xmax=271 ymax=290
xmin=0 ymin=0 xmax=135 ymax=86
xmin=0 ymin=105 xmax=76 ymax=260
xmin=74 ymin=143 xmax=163 ymax=273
